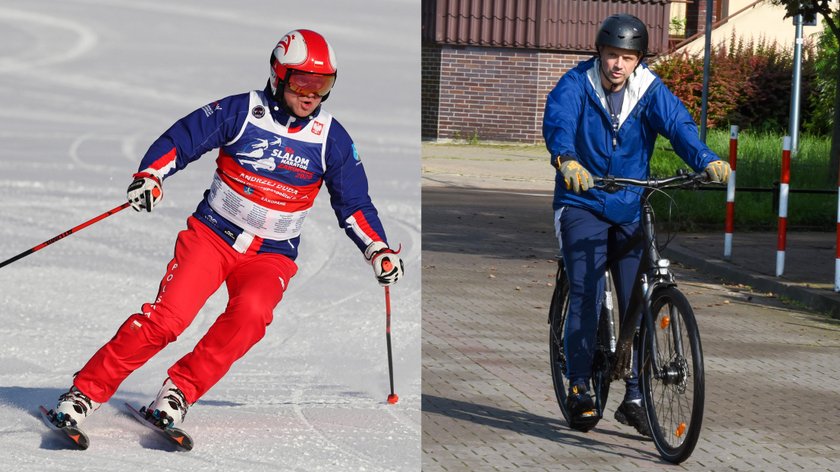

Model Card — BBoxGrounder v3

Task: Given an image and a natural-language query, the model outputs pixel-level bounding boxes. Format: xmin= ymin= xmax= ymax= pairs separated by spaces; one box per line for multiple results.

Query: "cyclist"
xmin=542 ymin=13 xmax=730 ymax=435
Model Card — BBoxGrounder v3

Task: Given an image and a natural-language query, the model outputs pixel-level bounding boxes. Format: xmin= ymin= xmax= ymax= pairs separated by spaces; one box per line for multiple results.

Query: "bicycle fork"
xmin=611 ymin=203 xmax=680 ymax=382
xmin=617 ymin=274 xmax=690 ymax=387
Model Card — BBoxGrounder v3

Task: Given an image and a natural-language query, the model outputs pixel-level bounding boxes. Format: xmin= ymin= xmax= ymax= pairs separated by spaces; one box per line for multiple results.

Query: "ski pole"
xmin=384 ymin=284 xmax=398 ymax=404
xmin=0 ymin=202 xmax=131 ymax=269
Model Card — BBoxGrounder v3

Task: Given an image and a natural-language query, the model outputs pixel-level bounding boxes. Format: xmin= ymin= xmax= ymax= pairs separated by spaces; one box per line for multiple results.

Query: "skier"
xmin=46 ymin=29 xmax=404 ymax=432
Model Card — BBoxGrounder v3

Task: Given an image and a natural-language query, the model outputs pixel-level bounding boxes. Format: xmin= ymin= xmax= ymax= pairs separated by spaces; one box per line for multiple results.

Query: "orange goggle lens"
xmin=287 ymin=72 xmax=335 ymax=97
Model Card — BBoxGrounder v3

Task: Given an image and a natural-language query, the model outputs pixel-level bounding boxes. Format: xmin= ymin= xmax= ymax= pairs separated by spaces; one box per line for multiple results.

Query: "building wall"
xmin=677 ymin=1 xmax=826 ymax=55
xmin=422 ymin=44 xmax=589 ymax=143
xmin=423 ymin=0 xmax=672 ymax=143
xmin=421 ymin=45 xmax=441 ymax=141
xmin=424 ymin=0 xmax=672 ymax=55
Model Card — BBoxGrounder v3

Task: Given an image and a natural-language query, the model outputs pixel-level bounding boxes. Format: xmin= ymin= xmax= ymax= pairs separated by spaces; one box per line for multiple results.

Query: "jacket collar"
xmin=585 ymin=59 xmax=657 ymax=127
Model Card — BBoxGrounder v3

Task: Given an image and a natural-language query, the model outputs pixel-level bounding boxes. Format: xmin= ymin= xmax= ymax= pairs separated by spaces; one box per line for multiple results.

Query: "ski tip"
xmin=68 ymin=431 xmax=90 ymax=450
xmin=172 ymin=433 xmax=194 ymax=451
xmin=39 ymin=405 xmax=90 ymax=450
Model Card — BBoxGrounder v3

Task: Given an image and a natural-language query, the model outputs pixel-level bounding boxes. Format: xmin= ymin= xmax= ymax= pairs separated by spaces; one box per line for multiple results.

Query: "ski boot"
xmin=50 ymin=385 xmax=101 ymax=428
xmin=142 ymin=378 xmax=190 ymax=429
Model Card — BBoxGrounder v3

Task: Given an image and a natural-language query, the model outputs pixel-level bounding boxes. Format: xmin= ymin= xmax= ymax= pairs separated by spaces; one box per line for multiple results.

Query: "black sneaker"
xmin=614 ymin=398 xmax=652 ymax=437
xmin=566 ymin=384 xmax=599 ymax=432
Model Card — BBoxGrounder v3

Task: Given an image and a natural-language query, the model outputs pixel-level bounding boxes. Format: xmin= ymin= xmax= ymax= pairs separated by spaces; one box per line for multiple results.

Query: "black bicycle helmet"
xmin=595 ymin=13 xmax=648 ymax=57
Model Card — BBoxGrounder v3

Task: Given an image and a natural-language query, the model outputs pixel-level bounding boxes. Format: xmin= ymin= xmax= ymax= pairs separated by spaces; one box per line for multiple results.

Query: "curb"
xmin=664 ymin=242 xmax=840 ymax=319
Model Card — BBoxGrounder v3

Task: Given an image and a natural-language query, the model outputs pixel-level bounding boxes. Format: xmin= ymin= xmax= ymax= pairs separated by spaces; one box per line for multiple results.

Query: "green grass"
xmin=650 ymin=129 xmax=834 ymax=231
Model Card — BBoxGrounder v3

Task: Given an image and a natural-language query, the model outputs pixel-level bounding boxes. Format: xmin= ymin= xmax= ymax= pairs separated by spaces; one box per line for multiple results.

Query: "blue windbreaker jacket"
xmin=543 ymin=58 xmax=720 ymax=224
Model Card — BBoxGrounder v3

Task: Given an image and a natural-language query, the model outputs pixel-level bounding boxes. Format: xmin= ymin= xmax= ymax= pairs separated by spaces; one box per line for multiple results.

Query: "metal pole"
xmin=384 ymin=286 xmax=399 ymax=404
xmin=724 ymin=125 xmax=738 ymax=260
xmin=788 ymin=14 xmax=804 ymax=156
xmin=0 ymin=202 xmax=131 ymax=269
xmin=700 ymin=0 xmax=714 ymax=142
xmin=835 ymin=180 xmax=840 ymax=291
xmin=777 ymin=137 xmax=792 ymax=277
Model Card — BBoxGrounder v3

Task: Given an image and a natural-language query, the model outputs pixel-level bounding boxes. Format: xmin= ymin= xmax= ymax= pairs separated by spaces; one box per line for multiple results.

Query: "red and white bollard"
xmin=835 ymin=176 xmax=840 ymax=291
xmin=724 ymin=125 xmax=738 ymax=260
xmin=776 ymin=136 xmax=791 ymax=277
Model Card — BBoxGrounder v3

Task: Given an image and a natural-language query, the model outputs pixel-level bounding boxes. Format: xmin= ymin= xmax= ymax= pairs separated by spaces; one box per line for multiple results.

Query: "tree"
xmin=806 ymin=17 xmax=838 ymax=136
xmin=774 ymin=1 xmax=840 ymax=181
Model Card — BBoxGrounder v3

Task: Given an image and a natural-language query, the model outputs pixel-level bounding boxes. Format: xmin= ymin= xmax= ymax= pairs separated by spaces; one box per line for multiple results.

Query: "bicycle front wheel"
xmin=640 ymin=286 xmax=704 ymax=464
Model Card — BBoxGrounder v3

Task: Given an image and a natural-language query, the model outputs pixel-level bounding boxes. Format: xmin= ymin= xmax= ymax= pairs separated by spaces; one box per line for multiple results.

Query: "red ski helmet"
xmin=269 ymin=29 xmax=338 ymax=101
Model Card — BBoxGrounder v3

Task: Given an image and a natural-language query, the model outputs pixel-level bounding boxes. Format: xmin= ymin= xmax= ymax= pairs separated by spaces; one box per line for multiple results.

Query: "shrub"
xmin=650 ymin=32 xmax=815 ymax=133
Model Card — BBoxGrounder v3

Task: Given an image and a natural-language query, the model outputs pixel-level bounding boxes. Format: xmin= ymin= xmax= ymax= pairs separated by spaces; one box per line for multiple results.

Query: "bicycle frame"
xmin=549 ymin=171 xmax=708 ymax=461
xmin=610 ymin=190 xmax=683 ymax=383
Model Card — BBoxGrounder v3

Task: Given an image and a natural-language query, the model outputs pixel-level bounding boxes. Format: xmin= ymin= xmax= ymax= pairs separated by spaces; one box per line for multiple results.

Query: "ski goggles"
xmin=286 ymin=71 xmax=336 ymax=97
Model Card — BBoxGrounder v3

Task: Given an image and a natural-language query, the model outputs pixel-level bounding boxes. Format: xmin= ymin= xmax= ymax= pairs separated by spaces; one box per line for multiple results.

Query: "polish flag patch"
xmin=312 ymin=121 xmax=323 ymax=135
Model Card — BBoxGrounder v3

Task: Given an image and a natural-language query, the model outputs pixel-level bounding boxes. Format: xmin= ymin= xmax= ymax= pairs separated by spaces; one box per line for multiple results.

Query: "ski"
xmin=38 ymin=405 xmax=90 ymax=450
xmin=124 ymin=402 xmax=194 ymax=451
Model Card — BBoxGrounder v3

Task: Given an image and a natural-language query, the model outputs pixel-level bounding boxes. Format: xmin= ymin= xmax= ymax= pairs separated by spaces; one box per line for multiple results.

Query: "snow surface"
xmin=0 ymin=1 xmax=421 ymax=470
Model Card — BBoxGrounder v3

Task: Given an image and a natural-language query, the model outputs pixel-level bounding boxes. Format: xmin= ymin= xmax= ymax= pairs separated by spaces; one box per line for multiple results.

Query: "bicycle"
xmin=548 ymin=171 xmax=708 ymax=464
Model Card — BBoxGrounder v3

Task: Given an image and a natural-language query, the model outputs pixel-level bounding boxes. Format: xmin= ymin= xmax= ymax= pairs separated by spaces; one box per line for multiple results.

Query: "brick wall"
xmin=536 ymin=51 xmax=585 ymax=141
xmin=421 ymin=45 xmax=441 ymax=141
xmin=686 ymin=0 xmax=714 ymax=38
xmin=422 ymin=44 xmax=589 ymax=143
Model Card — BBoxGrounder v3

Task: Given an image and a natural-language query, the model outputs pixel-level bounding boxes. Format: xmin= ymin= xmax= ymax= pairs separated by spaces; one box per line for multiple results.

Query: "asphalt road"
xmin=422 ymin=186 xmax=840 ymax=471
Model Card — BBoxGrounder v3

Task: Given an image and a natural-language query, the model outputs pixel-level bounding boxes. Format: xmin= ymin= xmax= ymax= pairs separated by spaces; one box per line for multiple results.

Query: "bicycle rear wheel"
xmin=549 ymin=261 xmax=613 ymax=430
xmin=591 ymin=273 xmax=615 ymax=421
xmin=548 ymin=260 xmax=572 ymax=424
xmin=640 ymin=286 xmax=705 ymax=464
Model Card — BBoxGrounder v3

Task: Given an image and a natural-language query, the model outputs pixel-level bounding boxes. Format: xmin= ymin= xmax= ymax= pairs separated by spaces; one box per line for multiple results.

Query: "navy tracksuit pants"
xmin=556 ymin=205 xmax=643 ymax=398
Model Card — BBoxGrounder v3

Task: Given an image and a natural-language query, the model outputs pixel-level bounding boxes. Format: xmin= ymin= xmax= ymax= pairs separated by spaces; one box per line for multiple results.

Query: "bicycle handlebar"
xmin=593 ymin=171 xmax=712 ymax=193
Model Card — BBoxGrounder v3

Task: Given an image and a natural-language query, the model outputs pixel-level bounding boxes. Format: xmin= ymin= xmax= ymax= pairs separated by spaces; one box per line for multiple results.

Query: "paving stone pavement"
xmin=421 ymin=144 xmax=840 ymax=471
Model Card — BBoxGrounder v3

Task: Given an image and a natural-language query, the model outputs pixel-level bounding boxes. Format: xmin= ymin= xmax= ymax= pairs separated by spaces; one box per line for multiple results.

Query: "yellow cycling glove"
xmin=704 ymin=160 xmax=731 ymax=183
xmin=559 ymin=160 xmax=593 ymax=194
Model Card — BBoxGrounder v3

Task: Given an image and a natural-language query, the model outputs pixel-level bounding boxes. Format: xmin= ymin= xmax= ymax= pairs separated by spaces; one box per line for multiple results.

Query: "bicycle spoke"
xmin=642 ymin=287 xmax=704 ymax=464
xmin=653 ymin=300 xmax=693 ymax=444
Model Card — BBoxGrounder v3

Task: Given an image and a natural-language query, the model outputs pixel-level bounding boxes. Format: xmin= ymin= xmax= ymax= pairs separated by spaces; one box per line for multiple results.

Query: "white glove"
xmin=364 ymin=241 xmax=404 ymax=286
xmin=127 ymin=171 xmax=163 ymax=212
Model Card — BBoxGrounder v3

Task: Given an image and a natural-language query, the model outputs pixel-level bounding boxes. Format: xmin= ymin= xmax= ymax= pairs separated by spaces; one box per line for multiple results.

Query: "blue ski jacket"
xmin=543 ymin=58 xmax=720 ymax=224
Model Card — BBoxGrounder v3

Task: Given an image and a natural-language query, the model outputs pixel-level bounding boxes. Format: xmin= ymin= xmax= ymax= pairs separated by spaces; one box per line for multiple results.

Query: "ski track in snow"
xmin=0 ymin=1 xmax=420 ymax=470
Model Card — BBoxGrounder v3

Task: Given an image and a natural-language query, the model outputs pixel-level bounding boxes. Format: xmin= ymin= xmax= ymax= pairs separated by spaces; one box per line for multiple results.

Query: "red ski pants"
xmin=74 ymin=216 xmax=297 ymax=404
